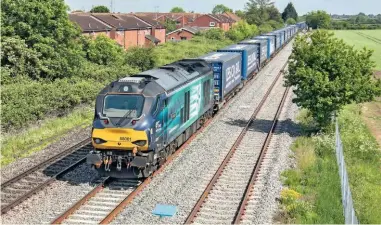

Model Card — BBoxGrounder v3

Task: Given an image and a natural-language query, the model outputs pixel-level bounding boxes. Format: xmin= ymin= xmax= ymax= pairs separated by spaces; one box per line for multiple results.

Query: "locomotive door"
xmin=155 ymin=97 xmax=167 ymax=151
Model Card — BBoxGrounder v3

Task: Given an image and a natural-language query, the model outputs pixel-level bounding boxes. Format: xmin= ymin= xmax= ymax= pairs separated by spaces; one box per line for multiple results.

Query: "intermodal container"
xmin=253 ymin=35 xmax=275 ymax=58
xmin=217 ymin=44 xmax=258 ymax=80
xmin=238 ymin=39 xmax=267 ymax=67
xmin=199 ymin=52 xmax=242 ymax=103
xmin=263 ymin=32 xmax=282 ymax=50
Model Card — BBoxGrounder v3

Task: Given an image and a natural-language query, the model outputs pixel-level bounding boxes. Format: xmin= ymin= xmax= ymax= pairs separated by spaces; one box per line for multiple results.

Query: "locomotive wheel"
xmin=142 ymin=164 xmax=153 ymax=178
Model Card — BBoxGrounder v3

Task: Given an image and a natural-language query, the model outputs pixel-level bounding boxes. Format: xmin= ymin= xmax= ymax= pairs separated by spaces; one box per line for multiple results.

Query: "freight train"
xmin=87 ymin=22 xmax=307 ymax=178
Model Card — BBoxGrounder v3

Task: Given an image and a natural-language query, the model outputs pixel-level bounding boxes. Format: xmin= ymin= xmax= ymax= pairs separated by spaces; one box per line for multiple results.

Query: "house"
xmin=69 ymin=13 xmax=112 ymax=38
xmin=134 ymin=12 xmax=202 ymax=28
xmin=133 ymin=14 xmax=166 ymax=44
xmin=223 ymin=12 xmax=242 ymax=23
xmin=69 ymin=13 xmax=166 ymax=49
xmin=166 ymin=26 xmax=210 ymax=41
xmin=189 ymin=14 xmax=236 ymax=31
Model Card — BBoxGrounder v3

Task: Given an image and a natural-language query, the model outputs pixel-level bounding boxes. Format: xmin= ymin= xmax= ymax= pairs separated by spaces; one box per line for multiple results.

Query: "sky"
xmin=64 ymin=0 xmax=381 ymax=15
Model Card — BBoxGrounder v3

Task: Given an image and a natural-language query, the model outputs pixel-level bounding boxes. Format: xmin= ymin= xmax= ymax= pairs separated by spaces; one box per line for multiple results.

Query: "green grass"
xmin=279 ymin=107 xmax=381 ymax=223
xmin=0 ymin=107 xmax=93 ymax=166
xmin=332 ymin=30 xmax=381 ymax=70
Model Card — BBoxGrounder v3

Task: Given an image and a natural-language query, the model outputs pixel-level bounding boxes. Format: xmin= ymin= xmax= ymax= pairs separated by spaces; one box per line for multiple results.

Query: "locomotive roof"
xmin=101 ymin=59 xmax=212 ymax=96
xmin=199 ymin=52 xmax=241 ymax=63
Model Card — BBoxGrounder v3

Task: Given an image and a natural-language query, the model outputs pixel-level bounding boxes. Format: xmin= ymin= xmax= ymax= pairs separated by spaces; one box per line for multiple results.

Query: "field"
xmin=332 ymin=30 xmax=381 ymax=70
xmin=333 ymin=30 xmax=381 ymax=147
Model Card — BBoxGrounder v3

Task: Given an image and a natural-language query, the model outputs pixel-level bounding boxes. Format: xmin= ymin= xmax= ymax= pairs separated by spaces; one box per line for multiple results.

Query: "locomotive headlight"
xmin=93 ymin=138 xmax=106 ymax=144
xmin=132 ymin=140 xmax=147 ymax=146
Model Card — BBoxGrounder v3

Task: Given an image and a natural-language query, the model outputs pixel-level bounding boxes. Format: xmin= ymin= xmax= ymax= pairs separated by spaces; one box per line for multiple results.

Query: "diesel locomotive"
xmin=86 ymin=22 xmax=307 ymax=178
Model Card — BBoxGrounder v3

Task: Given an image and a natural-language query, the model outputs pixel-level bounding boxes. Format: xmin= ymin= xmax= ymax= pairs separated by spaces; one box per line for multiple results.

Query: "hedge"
xmin=1 ymin=36 xmax=231 ymax=132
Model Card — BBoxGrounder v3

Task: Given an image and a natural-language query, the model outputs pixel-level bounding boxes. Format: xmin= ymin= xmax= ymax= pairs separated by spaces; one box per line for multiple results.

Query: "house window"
xmin=209 ymin=22 xmax=216 ymax=27
xmin=181 ymin=37 xmax=187 ymax=40
xmin=171 ymin=37 xmax=175 ymax=40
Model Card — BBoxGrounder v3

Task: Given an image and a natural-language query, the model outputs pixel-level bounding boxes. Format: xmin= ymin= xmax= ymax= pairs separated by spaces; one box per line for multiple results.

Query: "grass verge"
xmin=1 ymin=107 xmax=93 ymax=166
xmin=278 ymin=105 xmax=381 ymax=223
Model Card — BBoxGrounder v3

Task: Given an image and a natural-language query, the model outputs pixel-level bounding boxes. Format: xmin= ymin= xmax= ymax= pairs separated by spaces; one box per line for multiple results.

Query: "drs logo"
xmin=226 ymin=62 xmax=240 ymax=82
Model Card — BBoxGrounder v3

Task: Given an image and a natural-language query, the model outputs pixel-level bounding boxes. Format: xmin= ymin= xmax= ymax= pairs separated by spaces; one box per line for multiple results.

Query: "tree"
xmin=90 ymin=5 xmax=110 ymax=13
xmin=285 ymin=31 xmax=381 ymax=128
xmin=163 ymin=19 xmax=177 ymax=33
xmin=246 ymin=0 xmax=274 ymax=9
xmin=286 ymin=18 xmax=296 ymax=25
xmin=282 ymin=2 xmax=298 ymax=21
xmin=1 ymin=0 xmax=85 ymax=80
xmin=306 ymin=10 xmax=331 ymax=29
xmin=170 ymin=7 xmax=185 ymax=13
xmin=226 ymin=20 xmax=258 ymax=41
xmin=235 ymin=10 xmax=245 ymax=19
xmin=267 ymin=5 xmax=283 ymax=22
xmin=245 ymin=0 xmax=282 ymax=26
xmin=212 ymin=4 xmax=232 ymax=14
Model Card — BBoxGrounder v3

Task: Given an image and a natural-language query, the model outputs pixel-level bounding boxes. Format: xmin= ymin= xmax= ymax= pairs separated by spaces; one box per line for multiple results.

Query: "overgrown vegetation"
xmin=285 ymin=30 xmax=381 ymax=128
xmin=1 ymin=107 xmax=93 ymax=166
xmin=279 ymin=106 xmax=381 ymax=224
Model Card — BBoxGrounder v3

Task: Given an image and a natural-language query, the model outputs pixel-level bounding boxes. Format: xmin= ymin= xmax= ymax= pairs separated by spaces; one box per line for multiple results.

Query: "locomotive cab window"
xmin=103 ymin=95 xmax=144 ymax=118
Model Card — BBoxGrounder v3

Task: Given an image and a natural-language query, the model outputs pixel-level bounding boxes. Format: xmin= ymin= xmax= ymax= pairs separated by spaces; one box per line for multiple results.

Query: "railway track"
xmin=185 ymin=62 xmax=290 ymax=224
xmin=1 ymin=138 xmax=92 ymax=214
xmin=50 ymin=52 xmax=289 ymax=225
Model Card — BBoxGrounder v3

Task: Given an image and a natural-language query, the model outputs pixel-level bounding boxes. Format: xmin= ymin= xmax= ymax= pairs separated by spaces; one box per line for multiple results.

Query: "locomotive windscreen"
xmin=102 ymin=94 xmax=144 ymax=118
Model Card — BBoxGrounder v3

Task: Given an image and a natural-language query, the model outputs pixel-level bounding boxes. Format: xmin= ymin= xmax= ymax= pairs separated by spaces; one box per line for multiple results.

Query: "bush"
xmin=258 ymin=23 xmax=274 ymax=34
xmin=226 ymin=20 xmax=258 ymax=41
xmin=85 ymin=35 xmax=124 ymax=65
xmin=286 ymin=18 xmax=296 ymax=25
xmin=199 ymin=28 xmax=226 ymax=40
xmin=125 ymin=46 xmax=156 ymax=71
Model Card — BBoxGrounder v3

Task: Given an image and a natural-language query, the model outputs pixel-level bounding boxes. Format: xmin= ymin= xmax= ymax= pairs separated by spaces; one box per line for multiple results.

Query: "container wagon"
xmin=217 ymin=44 xmax=259 ymax=80
xmin=253 ymin=36 xmax=275 ymax=58
xmin=199 ymin=52 xmax=243 ymax=110
xmin=263 ymin=32 xmax=282 ymax=51
xmin=238 ymin=39 xmax=267 ymax=68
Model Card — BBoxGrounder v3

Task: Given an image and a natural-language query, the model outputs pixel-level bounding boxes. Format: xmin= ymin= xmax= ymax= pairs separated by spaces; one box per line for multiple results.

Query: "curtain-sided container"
xmin=263 ymin=32 xmax=282 ymax=51
xmin=238 ymin=39 xmax=267 ymax=67
xmin=199 ymin=52 xmax=242 ymax=103
xmin=217 ymin=44 xmax=258 ymax=80
xmin=253 ymin=35 xmax=275 ymax=58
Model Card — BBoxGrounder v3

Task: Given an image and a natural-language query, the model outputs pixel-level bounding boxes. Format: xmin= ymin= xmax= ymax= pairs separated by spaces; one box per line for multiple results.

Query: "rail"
xmin=185 ymin=61 xmax=289 ymax=224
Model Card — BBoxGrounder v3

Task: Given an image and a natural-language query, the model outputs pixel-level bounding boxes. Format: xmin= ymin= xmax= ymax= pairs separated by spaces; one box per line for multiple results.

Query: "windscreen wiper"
xmin=116 ymin=108 xmax=134 ymax=127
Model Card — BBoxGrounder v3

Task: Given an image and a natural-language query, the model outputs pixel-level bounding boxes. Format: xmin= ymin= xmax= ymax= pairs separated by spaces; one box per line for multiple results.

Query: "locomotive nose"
xmin=91 ymin=128 xmax=149 ymax=151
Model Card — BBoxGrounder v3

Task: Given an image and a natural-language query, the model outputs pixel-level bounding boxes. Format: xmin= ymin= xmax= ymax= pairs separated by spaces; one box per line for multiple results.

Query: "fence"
xmin=335 ymin=118 xmax=359 ymax=224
